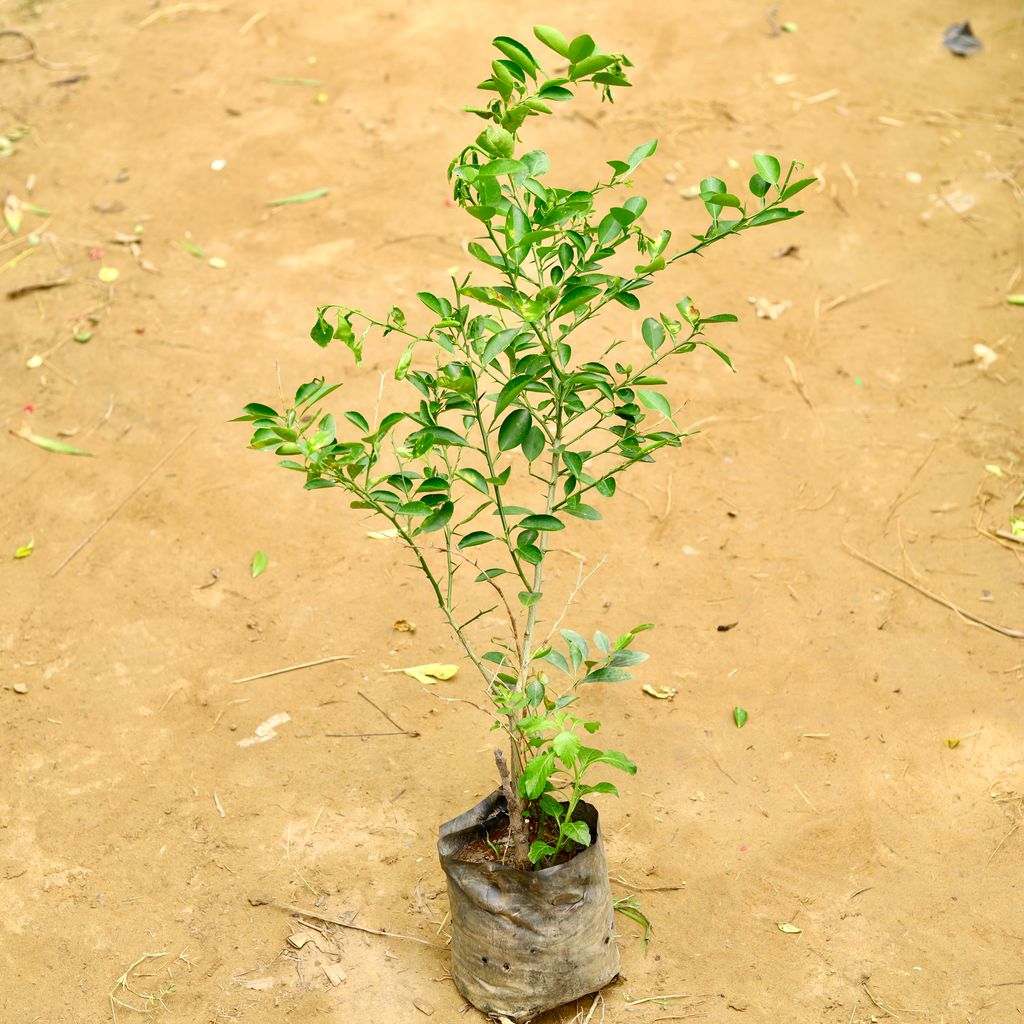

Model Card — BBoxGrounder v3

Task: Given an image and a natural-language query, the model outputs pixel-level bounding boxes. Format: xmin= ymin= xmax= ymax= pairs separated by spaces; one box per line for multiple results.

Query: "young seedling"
xmin=238 ymin=25 xmax=810 ymax=870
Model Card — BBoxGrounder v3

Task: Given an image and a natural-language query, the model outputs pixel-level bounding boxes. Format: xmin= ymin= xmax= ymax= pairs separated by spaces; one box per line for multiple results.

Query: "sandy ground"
xmin=2 ymin=1 xmax=1024 ymax=1022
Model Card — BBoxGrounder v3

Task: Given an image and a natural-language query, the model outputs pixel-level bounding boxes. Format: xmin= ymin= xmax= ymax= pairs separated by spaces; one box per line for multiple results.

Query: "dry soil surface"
xmin=2 ymin=2 xmax=1024 ymax=1023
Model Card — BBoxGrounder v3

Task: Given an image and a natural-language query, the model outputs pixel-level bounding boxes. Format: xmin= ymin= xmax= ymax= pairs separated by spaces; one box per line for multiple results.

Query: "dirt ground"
xmin=2 ymin=1 xmax=1023 ymax=1021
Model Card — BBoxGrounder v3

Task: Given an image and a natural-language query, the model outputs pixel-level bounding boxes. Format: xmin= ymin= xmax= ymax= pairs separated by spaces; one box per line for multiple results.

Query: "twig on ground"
xmin=138 ymin=3 xmax=223 ymax=28
xmin=821 ymin=279 xmax=889 ymax=314
xmin=843 ymin=542 xmax=1024 ymax=639
xmin=862 ymin=982 xmax=902 ymax=1020
xmin=249 ymin=896 xmax=443 ymax=948
xmin=0 ymin=28 xmax=81 ymax=70
xmin=213 ymin=792 xmax=225 ymax=818
xmin=356 ymin=690 xmax=419 ymax=736
xmin=610 ymin=875 xmax=686 ymax=892
xmin=995 ymin=529 xmax=1024 ymax=546
xmin=51 ymin=426 xmax=197 ymax=576
xmin=233 ymin=654 xmax=353 ymax=684
xmin=699 ymin=742 xmax=738 ymax=785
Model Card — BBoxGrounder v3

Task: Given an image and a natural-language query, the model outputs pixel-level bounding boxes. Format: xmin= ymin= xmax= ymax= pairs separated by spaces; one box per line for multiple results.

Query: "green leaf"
xmin=498 ymin=409 xmax=532 ymax=450
xmin=623 ymin=139 xmax=657 ymax=175
xmin=780 ymin=176 xmax=816 ymax=201
xmin=636 ymin=389 xmax=672 ymax=419
xmin=541 ymin=649 xmax=571 ymax=675
xmin=522 ymin=426 xmax=545 ymax=461
xmin=538 ymin=794 xmax=564 ymax=820
xmin=458 ymin=530 xmax=495 ymax=549
xmin=13 ymin=540 xmax=34 ymax=559
xmin=266 ymin=187 xmax=329 ymax=206
xmin=492 ymin=35 xmax=539 ymax=77
xmin=641 ymin=317 xmax=665 ymax=353
xmin=310 ymin=312 xmax=333 ymax=347
xmin=561 ymin=818 xmax=592 ymax=847
xmin=14 ymin=427 xmax=93 ymax=457
xmin=553 ymin=731 xmax=581 ymax=764
xmin=554 ymin=285 xmax=601 ymax=319
xmin=567 ymin=34 xmax=596 ymax=62
xmin=577 ymin=747 xmax=637 ymax=774
xmin=701 ymin=342 xmax=735 ymax=370
xmin=529 ymin=839 xmax=558 ymax=865
xmin=582 ymin=667 xmax=631 ymax=683
xmin=579 ymin=781 xmax=618 ymax=796
xmin=398 ymin=500 xmax=434 ymax=516
xmin=565 ymin=503 xmax=601 ymax=521
xmin=520 ymin=752 xmax=555 ymax=798
xmin=518 ymin=514 xmax=564 ymax=531
xmin=344 ymin=410 xmax=370 ymax=434
xmin=477 ymin=158 xmax=526 ymax=178
xmin=571 ymin=53 xmax=615 ymax=77
xmin=610 ymin=649 xmax=648 ymax=667
xmin=561 ymin=629 xmax=589 ymax=660
xmin=236 ymin=401 xmax=279 ymax=420
xmin=532 ymin=24 xmax=570 ymax=57
xmin=733 ymin=706 xmax=748 ymax=728
xmin=421 ymin=501 xmax=454 ymax=533
xmin=518 ymin=590 xmax=543 ymax=608
xmin=422 ymin=425 xmax=471 ymax=447
xmin=475 ymin=568 xmax=508 ymax=582
xmin=456 ymin=468 xmax=489 ymax=494
xmin=699 ymin=313 xmax=738 ymax=324
xmin=482 ymin=327 xmax=520 ymax=365
xmin=495 ymin=374 xmax=534 ymax=415
xmin=749 ymin=173 xmax=771 ymax=198
xmin=251 ymin=551 xmax=268 ymax=578
xmin=747 ymin=208 xmax=802 ymax=227
xmin=753 ymin=153 xmax=781 ymax=184
xmin=706 ymin=192 xmax=743 ymax=209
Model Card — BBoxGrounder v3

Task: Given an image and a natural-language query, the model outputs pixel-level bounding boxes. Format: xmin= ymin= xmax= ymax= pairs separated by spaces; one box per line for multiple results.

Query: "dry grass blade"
xmin=249 ymin=896 xmax=444 ymax=948
xmin=233 ymin=654 xmax=353 ymax=683
xmin=138 ymin=3 xmax=223 ymax=29
xmin=843 ymin=542 xmax=1024 ymax=639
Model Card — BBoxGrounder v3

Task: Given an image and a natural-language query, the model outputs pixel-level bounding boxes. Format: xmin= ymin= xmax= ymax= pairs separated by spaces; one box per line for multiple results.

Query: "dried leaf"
xmin=642 ymin=684 xmax=677 ymax=700
xmin=323 ymin=963 xmax=347 ymax=986
xmin=251 ymin=550 xmax=268 ymax=578
xmin=14 ymin=426 xmax=94 ymax=456
xmin=393 ymin=619 xmax=415 ymax=633
xmin=391 ymin=663 xmax=458 ymax=685
xmin=777 ymin=921 xmax=802 ymax=934
xmin=945 ymin=737 xmax=961 ymax=749
xmin=973 ymin=343 xmax=998 ymax=370
xmin=3 ymin=193 xmax=23 ymax=234
xmin=985 ymin=464 xmax=1004 ymax=478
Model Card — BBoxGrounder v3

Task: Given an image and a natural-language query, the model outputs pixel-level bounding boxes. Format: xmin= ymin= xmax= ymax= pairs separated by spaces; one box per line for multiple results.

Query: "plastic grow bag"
xmin=438 ymin=789 xmax=619 ymax=1021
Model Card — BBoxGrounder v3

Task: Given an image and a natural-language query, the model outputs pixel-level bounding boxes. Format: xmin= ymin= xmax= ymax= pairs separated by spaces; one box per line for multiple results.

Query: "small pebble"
xmin=13 ymin=683 xmax=28 ymax=694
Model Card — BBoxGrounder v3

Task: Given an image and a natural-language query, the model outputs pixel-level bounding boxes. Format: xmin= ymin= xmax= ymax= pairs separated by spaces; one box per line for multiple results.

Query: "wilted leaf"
xmin=733 ymin=706 xmax=748 ymax=728
xmin=15 ymin=426 xmax=93 ymax=456
xmin=251 ymin=550 xmax=268 ymax=578
xmin=642 ymin=684 xmax=677 ymax=700
xmin=391 ymin=663 xmax=459 ymax=685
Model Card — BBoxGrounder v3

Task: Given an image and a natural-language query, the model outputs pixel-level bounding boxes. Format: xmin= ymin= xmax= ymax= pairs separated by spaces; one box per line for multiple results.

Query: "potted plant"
xmin=237 ymin=24 xmax=809 ymax=1021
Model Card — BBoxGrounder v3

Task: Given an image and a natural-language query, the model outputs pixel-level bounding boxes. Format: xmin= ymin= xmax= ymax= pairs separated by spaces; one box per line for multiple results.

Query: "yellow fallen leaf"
xmin=985 ymin=464 xmax=1004 ymax=478
xmin=98 ymin=266 xmax=119 ymax=283
xmin=389 ymin=663 xmax=458 ymax=685
xmin=642 ymin=684 xmax=677 ymax=700
xmin=208 ymin=256 xmax=227 ymax=269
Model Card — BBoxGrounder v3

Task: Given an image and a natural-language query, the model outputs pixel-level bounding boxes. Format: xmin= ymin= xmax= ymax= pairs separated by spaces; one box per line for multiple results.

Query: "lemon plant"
xmin=237 ymin=25 xmax=810 ymax=870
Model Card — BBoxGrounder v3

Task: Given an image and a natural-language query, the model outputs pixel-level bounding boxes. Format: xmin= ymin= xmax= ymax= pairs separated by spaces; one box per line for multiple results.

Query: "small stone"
xmin=13 ymin=683 xmax=28 ymax=694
